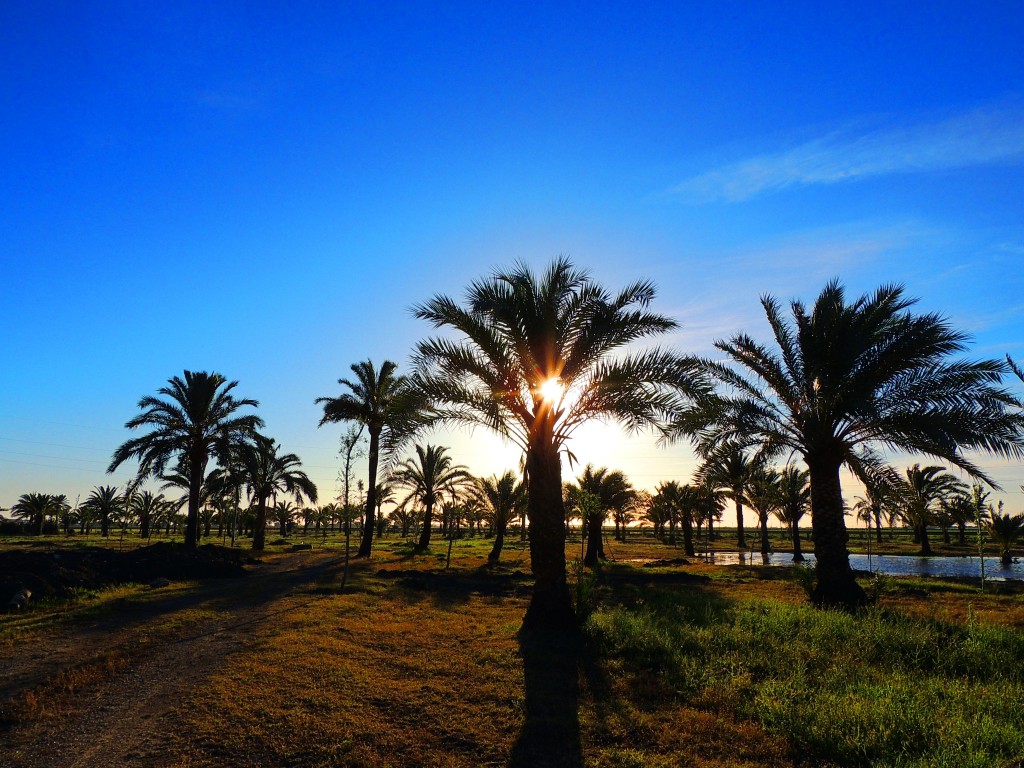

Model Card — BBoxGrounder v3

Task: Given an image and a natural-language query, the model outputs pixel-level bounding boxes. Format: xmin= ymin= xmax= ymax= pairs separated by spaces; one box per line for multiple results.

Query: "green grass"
xmin=587 ymin=587 xmax=1024 ymax=767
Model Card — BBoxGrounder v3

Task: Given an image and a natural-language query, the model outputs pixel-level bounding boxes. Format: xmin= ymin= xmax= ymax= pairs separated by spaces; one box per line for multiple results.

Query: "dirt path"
xmin=1 ymin=549 xmax=345 ymax=768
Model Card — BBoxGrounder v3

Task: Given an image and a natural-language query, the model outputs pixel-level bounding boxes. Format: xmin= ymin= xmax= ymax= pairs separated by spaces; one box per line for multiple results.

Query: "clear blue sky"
xmin=3 ymin=2 xmax=1023 ymax=518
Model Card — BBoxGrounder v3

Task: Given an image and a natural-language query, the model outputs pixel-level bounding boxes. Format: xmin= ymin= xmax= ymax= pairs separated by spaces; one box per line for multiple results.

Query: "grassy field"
xmin=2 ymin=533 xmax=1023 ymax=767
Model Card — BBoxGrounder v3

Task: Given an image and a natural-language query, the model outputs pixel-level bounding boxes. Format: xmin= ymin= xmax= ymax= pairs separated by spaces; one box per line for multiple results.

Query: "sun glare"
xmin=538 ymin=377 xmax=565 ymax=403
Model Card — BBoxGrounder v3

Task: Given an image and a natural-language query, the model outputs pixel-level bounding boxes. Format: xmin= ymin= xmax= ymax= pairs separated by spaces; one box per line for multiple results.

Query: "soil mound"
xmin=0 ymin=543 xmax=251 ymax=605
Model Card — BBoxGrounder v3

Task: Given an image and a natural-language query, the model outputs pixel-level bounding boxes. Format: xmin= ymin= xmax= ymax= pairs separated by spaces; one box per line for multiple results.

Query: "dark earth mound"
xmin=0 ymin=543 xmax=252 ymax=605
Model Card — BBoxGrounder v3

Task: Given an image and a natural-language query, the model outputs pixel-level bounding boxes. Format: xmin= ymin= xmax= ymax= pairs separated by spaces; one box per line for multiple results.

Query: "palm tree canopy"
xmin=393 ymin=444 xmax=472 ymax=510
xmin=678 ymin=281 xmax=1024 ymax=484
xmin=413 ymin=257 xmax=706 ymax=451
xmin=316 ymin=359 xmax=424 ymax=466
xmin=475 ymin=471 xmax=527 ymax=528
xmin=109 ymin=370 xmax=263 ymax=479
xmin=899 ymin=464 xmax=967 ymax=527
xmin=238 ymin=436 xmax=318 ymax=506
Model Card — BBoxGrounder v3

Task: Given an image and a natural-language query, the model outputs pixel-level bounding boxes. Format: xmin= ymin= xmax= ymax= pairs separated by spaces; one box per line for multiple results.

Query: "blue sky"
xmin=2 ymin=2 xmax=1023 ymax=519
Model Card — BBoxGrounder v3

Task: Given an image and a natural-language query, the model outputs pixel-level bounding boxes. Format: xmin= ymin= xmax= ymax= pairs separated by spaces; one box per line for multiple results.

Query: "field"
xmin=1 ymin=532 xmax=1023 ymax=767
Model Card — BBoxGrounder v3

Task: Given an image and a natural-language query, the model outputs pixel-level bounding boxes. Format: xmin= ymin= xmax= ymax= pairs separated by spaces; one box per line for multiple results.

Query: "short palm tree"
xmin=238 ymin=435 xmax=318 ymax=550
xmin=987 ymin=508 xmax=1024 ymax=566
xmin=414 ymin=258 xmax=700 ymax=629
xmin=676 ymin=282 xmax=1024 ymax=608
xmin=109 ymin=371 xmax=263 ymax=547
xmin=695 ymin=444 xmax=758 ymax=549
xmin=132 ymin=490 xmax=167 ymax=539
xmin=11 ymin=492 xmax=62 ymax=535
xmin=746 ymin=466 xmax=782 ymax=555
xmin=775 ymin=466 xmax=810 ymax=560
xmin=392 ymin=443 xmax=472 ymax=551
xmin=84 ymin=485 xmax=123 ymax=537
xmin=899 ymin=464 xmax=966 ymax=556
xmin=316 ymin=360 xmax=425 ymax=558
xmin=571 ymin=465 xmax=632 ymax=566
xmin=475 ymin=471 xmax=527 ymax=563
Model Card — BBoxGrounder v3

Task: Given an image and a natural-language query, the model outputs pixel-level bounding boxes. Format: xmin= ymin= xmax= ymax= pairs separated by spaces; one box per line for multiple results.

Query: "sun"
xmin=538 ymin=377 xmax=565 ymax=403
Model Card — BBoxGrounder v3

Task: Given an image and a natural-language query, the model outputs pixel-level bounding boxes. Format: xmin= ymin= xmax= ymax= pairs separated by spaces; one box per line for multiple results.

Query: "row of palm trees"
xmin=98 ymin=259 xmax=1024 ymax=628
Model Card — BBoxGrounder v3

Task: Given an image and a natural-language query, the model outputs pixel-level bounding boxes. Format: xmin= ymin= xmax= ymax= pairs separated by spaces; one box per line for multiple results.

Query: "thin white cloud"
xmin=672 ymin=105 xmax=1024 ymax=202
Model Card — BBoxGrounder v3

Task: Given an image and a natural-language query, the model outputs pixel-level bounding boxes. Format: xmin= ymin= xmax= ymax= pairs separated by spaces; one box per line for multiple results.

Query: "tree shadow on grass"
xmin=509 ymin=627 xmax=583 ymax=768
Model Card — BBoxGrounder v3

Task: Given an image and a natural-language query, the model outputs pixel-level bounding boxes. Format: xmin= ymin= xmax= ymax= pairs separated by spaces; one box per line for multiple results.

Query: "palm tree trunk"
xmin=583 ymin=512 xmax=603 ymax=567
xmin=808 ymin=458 xmax=866 ymax=608
xmin=918 ymin=525 xmax=933 ymax=556
xmin=358 ymin=431 xmax=381 ymax=557
xmin=874 ymin=510 xmax=883 ymax=543
xmin=489 ymin=518 xmax=507 ymax=563
xmin=184 ymin=449 xmax=205 ymax=548
xmin=252 ymin=496 xmax=268 ymax=550
xmin=735 ymin=498 xmax=747 ymax=549
xmin=759 ymin=510 xmax=770 ymax=555
xmin=523 ymin=429 xmax=574 ymax=632
xmin=417 ymin=500 xmax=435 ymax=550
xmin=791 ymin=521 xmax=804 ymax=561
xmin=681 ymin=513 xmax=695 ymax=557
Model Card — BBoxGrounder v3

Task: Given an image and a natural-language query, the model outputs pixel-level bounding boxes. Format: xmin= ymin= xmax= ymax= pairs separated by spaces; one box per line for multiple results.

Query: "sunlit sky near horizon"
xmin=3 ymin=2 xmax=1024 ymax=523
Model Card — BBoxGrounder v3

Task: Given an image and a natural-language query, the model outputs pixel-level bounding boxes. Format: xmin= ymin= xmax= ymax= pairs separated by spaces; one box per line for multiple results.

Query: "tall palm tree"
xmin=695 ymin=444 xmax=758 ymax=549
xmin=109 ymin=371 xmax=263 ymax=548
xmin=392 ymin=444 xmax=472 ymax=551
xmin=675 ymin=281 xmax=1024 ymax=608
xmin=414 ymin=258 xmax=700 ymax=629
xmin=899 ymin=464 xmax=966 ymax=556
xmin=475 ymin=471 xmax=527 ymax=563
xmin=775 ymin=466 xmax=810 ymax=561
xmin=316 ymin=360 xmax=425 ymax=558
xmin=238 ymin=435 xmax=318 ymax=550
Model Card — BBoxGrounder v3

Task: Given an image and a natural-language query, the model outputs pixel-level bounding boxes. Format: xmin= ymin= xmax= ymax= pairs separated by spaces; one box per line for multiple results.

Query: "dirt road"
xmin=1 ymin=550 xmax=344 ymax=768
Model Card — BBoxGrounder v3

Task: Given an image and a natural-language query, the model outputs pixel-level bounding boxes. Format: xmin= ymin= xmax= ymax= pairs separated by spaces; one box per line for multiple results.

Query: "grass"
xmin=3 ymin=533 xmax=1024 ymax=766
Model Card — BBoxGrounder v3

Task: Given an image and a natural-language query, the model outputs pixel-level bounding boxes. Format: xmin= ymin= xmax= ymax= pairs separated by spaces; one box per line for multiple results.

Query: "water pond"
xmin=700 ymin=551 xmax=1024 ymax=581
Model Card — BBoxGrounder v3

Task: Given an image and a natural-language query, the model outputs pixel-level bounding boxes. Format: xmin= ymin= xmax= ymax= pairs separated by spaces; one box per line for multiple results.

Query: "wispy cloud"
xmin=672 ymin=104 xmax=1024 ymax=202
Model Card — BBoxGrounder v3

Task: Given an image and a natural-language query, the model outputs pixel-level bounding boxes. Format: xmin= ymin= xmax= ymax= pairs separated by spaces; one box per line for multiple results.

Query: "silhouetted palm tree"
xmin=132 ymin=491 xmax=167 ymax=539
xmin=696 ymin=444 xmax=759 ymax=549
xmin=676 ymin=281 xmax=1024 ymax=608
xmin=746 ymin=466 xmax=782 ymax=555
xmin=987 ymin=507 xmax=1024 ymax=566
xmin=392 ymin=444 xmax=471 ymax=551
xmin=238 ymin=435 xmax=318 ymax=550
xmin=775 ymin=466 xmax=810 ymax=561
xmin=475 ymin=471 xmax=527 ymax=563
xmin=109 ymin=371 xmax=263 ymax=547
xmin=899 ymin=464 xmax=966 ymax=556
xmin=84 ymin=485 xmax=122 ymax=537
xmin=414 ymin=258 xmax=701 ymax=629
xmin=11 ymin=492 xmax=63 ymax=535
xmin=317 ymin=360 xmax=425 ymax=558
xmin=570 ymin=465 xmax=632 ymax=567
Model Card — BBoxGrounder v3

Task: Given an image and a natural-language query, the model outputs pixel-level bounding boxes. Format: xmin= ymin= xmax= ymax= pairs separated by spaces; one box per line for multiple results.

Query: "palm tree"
xmin=676 ymin=281 xmax=1024 ymax=608
xmin=413 ymin=258 xmax=700 ymax=629
xmin=570 ymin=465 xmax=632 ymax=567
xmin=987 ymin=507 xmax=1024 ymax=566
xmin=109 ymin=371 xmax=263 ymax=548
xmin=392 ymin=444 xmax=471 ymax=551
xmin=746 ymin=467 xmax=782 ymax=555
xmin=273 ymin=500 xmax=298 ymax=538
xmin=656 ymin=481 xmax=704 ymax=556
xmin=899 ymin=464 xmax=966 ymax=556
xmin=238 ymin=436 xmax=318 ymax=550
xmin=373 ymin=481 xmax=396 ymax=538
xmin=475 ymin=471 xmax=527 ymax=563
xmin=696 ymin=445 xmax=758 ymax=549
xmin=10 ymin=492 xmax=61 ymax=535
xmin=132 ymin=491 xmax=166 ymax=539
xmin=84 ymin=485 xmax=122 ymax=537
xmin=775 ymin=466 xmax=810 ymax=561
xmin=316 ymin=360 xmax=425 ymax=558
